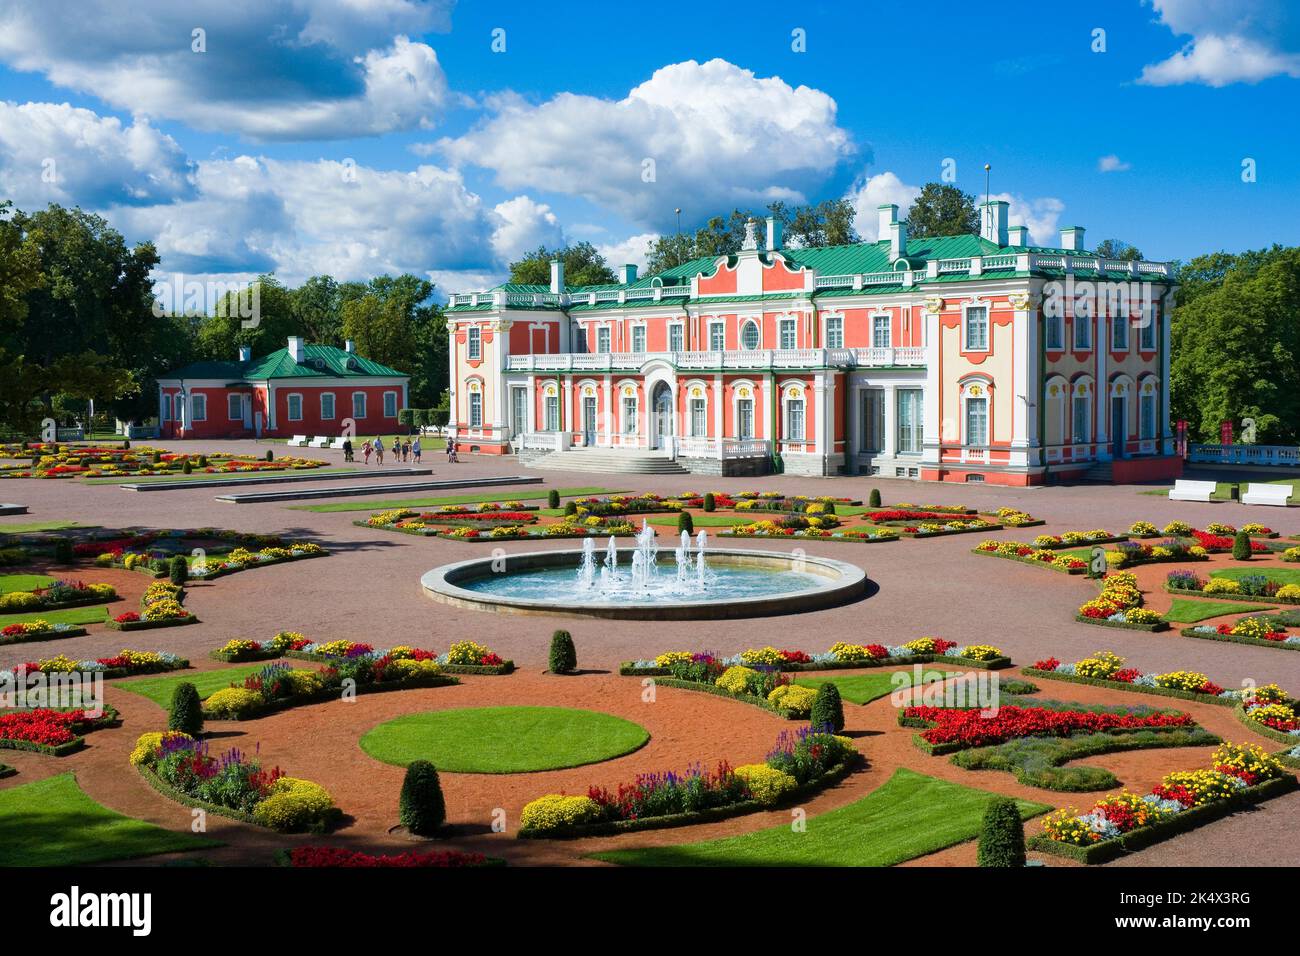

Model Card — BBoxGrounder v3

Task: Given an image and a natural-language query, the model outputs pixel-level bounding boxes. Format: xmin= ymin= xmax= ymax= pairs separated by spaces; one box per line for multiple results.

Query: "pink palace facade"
xmin=445 ymin=202 xmax=1182 ymax=485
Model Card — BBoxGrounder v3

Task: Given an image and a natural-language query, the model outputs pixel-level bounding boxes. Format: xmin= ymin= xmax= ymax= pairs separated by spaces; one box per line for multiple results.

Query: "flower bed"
xmin=1233 ymin=692 xmax=1300 ymax=745
xmin=284 ymin=638 xmax=514 ymax=675
xmin=358 ymin=506 xmax=541 ymax=536
xmin=865 ymin=511 xmax=1001 ymax=537
xmin=1029 ymin=530 xmax=1126 ymax=549
xmin=1104 ymin=538 xmax=1209 ymax=570
xmin=0 ymin=579 xmax=117 ymax=614
xmin=900 ymin=702 xmax=1197 ymax=752
xmin=1165 ymin=570 xmax=1300 ymax=605
xmin=0 ymin=621 xmax=88 ymax=646
xmin=131 ymin=731 xmax=339 ymax=831
xmin=0 ymin=444 xmax=326 ymax=479
xmin=279 ymin=846 xmax=502 ymax=868
xmin=70 ymin=528 xmax=328 ymax=581
xmin=1077 ymin=572 xmax=1167 ymax=631
xmin=518 ymin=726 xmax=857 ymax=838
xmin=3 ymin=649 xmax=188 ymax=681
xmin=973 ymin=540 xmax=1088 ymax=574
xmin=720 ymin=524 xmax=899 ymax=543
xmin=431 ymin=521 xmax=642 ymax=541
xmin=1023 ymin=653 xmax=1259 ymax=708
xmin=1181 ymin=615 xmax=1300 ymax=651
xmin=977 ymin=507 xmax=1044 ymax=528
xmin=0 ymin=706 xmax=119 ymax=756
xmin=1029 ymin=743 xmax=1298 ymax=864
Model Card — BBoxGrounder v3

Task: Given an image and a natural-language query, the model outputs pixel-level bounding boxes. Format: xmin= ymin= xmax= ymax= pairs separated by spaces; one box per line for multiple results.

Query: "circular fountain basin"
xmin=420 ymin=548 xmax=867 ymax=620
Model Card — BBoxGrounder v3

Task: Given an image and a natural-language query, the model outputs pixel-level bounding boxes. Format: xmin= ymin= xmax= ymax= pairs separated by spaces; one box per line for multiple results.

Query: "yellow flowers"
xmin=129 ymin=730 xmax=193 ymax=766
xmin=958 ymin=644 xmax=1003 ymax=661
xmin=446 ymin=640 xmax=493 ymax=665
xmin=767 ymin=684 xmax=817 ymax=717
xmin=740 ymin=646 xmax=785 ymax=667
xmin=1075 ymin=650 xmax=1125 ymax=679
xmin=716 ymin=666 xmax=759 ymax=695
xmin=1277 ymin=584 xmax=1300 ymax=599
xmin=1129 ymin=521 xmax=1158 ymax=535
xmin=520 ymin=794 xmax=603 ymax=832
xmin=1210 ymin=742 xmax=1282 ymax=782
xmin=203 ymin=687 xmax=264 ymax=718
xmin=903 ymin=637 xmax=940 ymax=654
xmin=142 ymin=598 xmax=188 ymax=620
xmin=1152 ymin=670 xmax=1211 ymax=691
xmin=828 ymin=642 xmax=872 ymax=662
xmin=1230 ymin=616 xmax=1280 ymax=640
xmin=654 ymin=651 xmax=693 ymax=669
xmin=251 ymin=777 xmax=336 ymax=831
xmin=733 ymin=764 xmax=798 ymax=805
xmin=1202 ymin=578 xmax=1241 ymax=594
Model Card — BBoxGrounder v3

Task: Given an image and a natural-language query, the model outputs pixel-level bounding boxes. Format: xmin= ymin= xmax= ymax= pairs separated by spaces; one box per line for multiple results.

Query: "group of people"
xmin=343 ymin=435 xmax=457 ymax=465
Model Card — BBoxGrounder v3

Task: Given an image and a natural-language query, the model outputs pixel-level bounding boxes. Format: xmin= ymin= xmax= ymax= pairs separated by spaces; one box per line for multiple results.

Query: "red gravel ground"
xmin=2 ymin=439 xmax=1298 ymax=867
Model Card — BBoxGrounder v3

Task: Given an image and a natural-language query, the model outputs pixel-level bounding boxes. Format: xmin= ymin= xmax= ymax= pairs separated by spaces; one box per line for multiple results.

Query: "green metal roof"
xmin=166 ymin=344 xmax=405 ymax=381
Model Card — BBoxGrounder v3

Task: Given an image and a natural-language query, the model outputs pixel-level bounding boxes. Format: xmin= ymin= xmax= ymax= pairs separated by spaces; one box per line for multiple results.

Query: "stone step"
xmin=529 ymin=449 xmax=689 ymax=475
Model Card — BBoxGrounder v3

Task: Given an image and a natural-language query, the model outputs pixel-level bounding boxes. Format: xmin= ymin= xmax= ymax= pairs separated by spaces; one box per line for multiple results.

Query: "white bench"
xmin=1169 ymin=479 xmax=1218 ymax=502
xmin=289 ymin=434 xmax=308 ymax=446
xmin=1241 ymin=483 xmax=1292 ymax=507
xmin=328 ymin=437 xmax=346 ymax=450
xmin=308 ymin=436 xmax=330 ymax=448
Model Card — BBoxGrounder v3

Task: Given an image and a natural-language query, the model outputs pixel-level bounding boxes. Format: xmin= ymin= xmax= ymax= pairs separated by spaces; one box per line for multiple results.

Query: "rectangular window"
xmin=596 ymin=327 xmax=611 ymax=354
xmin=631 ymin=325 xmax=646 ymax=353
xmin=320 ymin=393 xmax=335 ymax=420
xmin=1140 ymin=394 xmax=1156 ymax=439
xmin=690 ymin=398 xmax=707 ymax=436
xmin=785 ymin=399 xmax=805 ymax=440
xmin=860 ymin=390 xmax=884 ymax=452
xmin=897 ymin=388 xmax=923 ymax=454
xmin=668 ymin=324 xmax=684 ymax=352
xmin=1111 ymin=315 xmax=1129 ymax=351
xmin=161 ymin=394 xmax=171 ymax=421
xmin=383 ymin=392 xmax=398 ymax=417
xmin=1045 ymin=313 xmax=1063 ymax=350
xmin=544 ymin=395 xmax=559 ymax=431
xmin=469 ymin=392 xmax=482 ymax=428
xmin=779 ymin=319 xmax=797 ymax=350
xmin=1140 ymin=310 xmax=1156 ymax=350
xmin=352 ymin=392 xmax=366 ymax=419
xmin=191 ymin=394 xmax=206 ymax=422
xmin=622 ymin=396 xmax=637 ymax=434
xmin=286 ymin=394 xmax=303 ymax=422
xmin=228 ymin=394 xmax=242 ymax=421
xmin=965 ymin=397 xmax=988 ymax=446
xmin=737 ymin=398 xmax=754 ymax=439
xmin=1074 ymin=315 xmax=1092 ymax=350
xmin=825 ymin=316 xmax=844 ymax=349
xmin=1072 ymin=396 xmax=1090 ymax=443
xmin=872 ymin=315 xmax=891 ymax=349
xmin=467 ymin=326 xmax=481 ymax=360
xmin=964 ymin=307 xmax=988 ymax=351
xmin=709 ymin=322 xmax=725 ymax=351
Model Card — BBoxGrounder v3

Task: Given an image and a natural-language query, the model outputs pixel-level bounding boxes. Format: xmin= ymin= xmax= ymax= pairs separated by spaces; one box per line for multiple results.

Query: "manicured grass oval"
xmin=360 ymin=706 xmax=650 ymax=773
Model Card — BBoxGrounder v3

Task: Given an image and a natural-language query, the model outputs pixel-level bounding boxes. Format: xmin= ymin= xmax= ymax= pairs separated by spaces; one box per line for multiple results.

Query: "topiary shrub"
xmin=152 ymin=451 xmax=162 ymax=465
xmin=169 ymin=555 xmax=189 ymax=585
xmin=52 ymin=537 xmax=74 ymax=565
xmin=398 ymin=760 xmax=446 ymax=835
xmin=197 ymin=455 xmax=208 ymax=468
xmin=810 ymin=682 xmax=844 ymax=733
xmin=1232 ymin=530 xmax=1251 ymax=561
xmin=869 ymin=488 xmax=882 ymax=507
xmin=977 ymin=797 xmax=1026 ymax=867
xmin=564 ymin=500 xmax=578 ymax=517
xmin=548 ymin=629 xmax=577 ymax=674
xmin=122 ymin=439 xmax=130 ymax=450
xmin=265 ymin=450 xmax=274 ymax=462
xmin=168 ymin=682 xmax=203 ymax=736
xmin=677 ymin=510 xmax=694 ymax=535
xmin=703 ymin=492 xmax=716 ymax=512
xmin=547 ymin=489 xmax=561 ymax=509
xmin=182 ymin=459 xmax=193 ymax=474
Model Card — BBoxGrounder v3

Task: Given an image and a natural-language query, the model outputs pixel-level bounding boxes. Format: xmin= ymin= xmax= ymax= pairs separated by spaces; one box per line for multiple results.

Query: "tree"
xmin=771 ymin=199 xmax=860 ymax=248
xmin=168 ymin=682 xmax=203 ymax=736
xmin=1232 ymin=529 xmax=1252 ymax=560
xmin=291 ymin=275 xmax=343 ymax=344
xmin=548 ymin=630 xmax=577 ymax=675
xmin=977 ymin=797 xmax=1026 ymax=867
xmin=1094 ymin=239 xmax=1143 ymax=261
xmin=509 ymin=242 xmax=617 ymax=288
xmin=398 ymin=760 xmax=446 ymax=835
xmin=906 ymin=183 xmax=979 ymax=239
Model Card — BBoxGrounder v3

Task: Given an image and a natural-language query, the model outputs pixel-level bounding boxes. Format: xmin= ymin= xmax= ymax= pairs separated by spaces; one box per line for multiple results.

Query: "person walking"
xmin=401 ymin=439 xmax=411 ymax=462
xmin=391 ymin=437 xmax=401 ymax=463
xmin=362 ymin=439 xmax=372 ymax=465
xmin=411 ymin=437 xmax=422 ymax=464
xmin=374 ymin=439 xmax=385 ymax=465
xmin=342 ymin=438 xmax=353 ymax=463
xmin=447 ymin=437 xmax=458 ymax=463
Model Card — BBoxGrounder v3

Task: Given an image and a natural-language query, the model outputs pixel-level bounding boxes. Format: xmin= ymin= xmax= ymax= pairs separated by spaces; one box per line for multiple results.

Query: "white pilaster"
xmin=920 ymin=304 xmax=941 ymax=466
xmin=1094 ymin=313 xmax=1108 ymax=457
xmin=603 ymin=375 xmax=613 ymax=446
xmin=1161 ymin=290 xmax=1175 ymax=454
xmin=713 ymin=374 xmax=724 ymax=450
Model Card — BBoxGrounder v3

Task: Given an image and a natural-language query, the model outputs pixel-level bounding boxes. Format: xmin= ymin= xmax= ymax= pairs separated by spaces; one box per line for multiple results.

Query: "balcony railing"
xmin=505 ymin=347 xmax=925 ymax=373
xmin=1189 ymin=444 xmax=1300 ymax=467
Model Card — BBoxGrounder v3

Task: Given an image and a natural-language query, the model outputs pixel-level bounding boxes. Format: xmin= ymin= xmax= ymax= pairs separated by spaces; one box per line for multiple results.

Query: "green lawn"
xmin=1212 ymin=566 xmax=1300 ymax=587
xmin=0 ymin=773 xmax=217 ymax=866
xmin=360 ymin=706 xmax=650 ymax=773
xmin=591 ymin=768 xmax=1050 ymax=867
xmin=1140 ymin=475 xmax=1300 ymax=501
xmin=0 ymin=605 xmax=108 ymax=627
xmin=794 ymin=668 xmax=954 ymax=705
xmin=647 ymin=514 xmax=755 ymax=528
xmin=294 ymin=486 xmax=627 ymax=514
xmin=117 ymin=663 xmax=267 ymax=708
xmin=0 ymin=519 xmax=83 ymax=533
xmin=0 ymin=573 xmax=55 ymax=593
xmin=1163 ymin=598 xmax=1267 ymax=623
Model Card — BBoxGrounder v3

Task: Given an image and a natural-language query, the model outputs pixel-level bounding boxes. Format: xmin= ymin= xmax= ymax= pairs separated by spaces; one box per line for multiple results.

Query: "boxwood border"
xmin=282 ymin=649 xmax=515 ymax=675
xmin=106 ymin=614 xmax=199 ymax=631
xmin=1232 ymin=702 xmax=1300 ymax=745
xmin=717 ymin=530 xmax=900 ymax=544
xmin=1179 ymin=625 xmax=1300 ymax=651
xmin=620 ymin=651 xmax=1012 ymax=678
xmin=1165 ymin=584 xmax=1300 ymax=606
xmin=0 ymin=625 xmax=88 ymax=646
xmin=201 ymin=672 xmax=460 ymax=721
xmin=1074 ymin=614 xmax=1168 ymax=633
xmin=134 ymin=762 xmax=341 ymax=833
xmin=1020 ymin=668 xmax=1238 ymax=707
xmin=971 ymin=548 xmax=1087 ymax=574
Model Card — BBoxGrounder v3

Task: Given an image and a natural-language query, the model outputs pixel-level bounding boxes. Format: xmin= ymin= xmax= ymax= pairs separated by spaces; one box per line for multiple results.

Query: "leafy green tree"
xmin=906 ymin=183 xmax=979 ymax=239
xmin=548 ymin=630 xmax=577 ymax=675
xmin=509 ymin=242 xmax=617 ymax=288
xmin=292 ymin=275 xmax=343 ymax=343
xmin=1094 ymin=239 xmax=1143 ymax=261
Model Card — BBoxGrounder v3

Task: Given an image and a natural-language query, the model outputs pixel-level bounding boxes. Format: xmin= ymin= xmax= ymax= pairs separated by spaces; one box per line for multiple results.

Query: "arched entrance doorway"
xmin=650 ymin=381 xmax=674 ymax=450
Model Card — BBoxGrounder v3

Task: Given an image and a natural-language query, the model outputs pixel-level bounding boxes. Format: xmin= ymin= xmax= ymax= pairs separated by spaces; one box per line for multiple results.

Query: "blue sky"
xmin=0 ymin=0 xmax=1296 ymax=296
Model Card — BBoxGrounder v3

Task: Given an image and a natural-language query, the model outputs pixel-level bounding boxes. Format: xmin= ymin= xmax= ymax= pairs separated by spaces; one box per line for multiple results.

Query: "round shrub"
xmin=182 ymin=459 xmax=193 ymax=474
xmin=733 ymin=764 xmax=798 ymax=805
xmin=767 ymin=684 xmax=817 ymax=717
xmin=197 ymin=455 xmax=208 ymax=468
xmin=547 ymin=489 xmax=561 ymax=509
xmin=703 ymin=492 xmax=716 ymax=512
xmin=398 ymin=760 xmax=446 ymax=835
xmin=868 ymin=488 xmax=882 ymax=507
xmin=202 ymin=687 xmax=263 ymax=719
xmin=677 ymin=510 xmax=694 ymax=535
xmin=977 ymin=797 xmax=1026 ymax=867
xmin=168 ymin=682 xmax=203 ymax=736
xmin=169 ymin=555 xmax=189 ymax=585
xmin=1232 ymin=530 xmax=1252 ymax=561
xmin=564 ymin=500 xmax=578 ymax=517
xmin=265 ymin=450 xmax=274 ymax=462
xmin=252 ymin=777 xmax=335 ymax=831
xmin=716 ymin=666 xmax=760 ymax=696
xmin=520 ymin=794 xmax=602 ymax=833
xmin=810 ymin=681 xmax=845 ymax=733
xmin=548 ymin=629 xmax=577 ymax=675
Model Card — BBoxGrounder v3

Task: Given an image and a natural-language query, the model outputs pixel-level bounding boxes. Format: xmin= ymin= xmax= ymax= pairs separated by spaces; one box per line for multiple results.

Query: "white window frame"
xmin=1072 ymin=394 xmax=1091 ymax=443
xmin=784 ymin=397 xmax=805 ymax=440
xmin=352 ymin=392 xmax=367 ymax=420
xmin=824 ymin=315 xmax=844 ymax=349
xmin=1140 ymin=393 xmax=1156 ymax=439
xmin=161 ymin=394 xmax=172 ymax=421
xmin=740 ymin=320 xmax=760 ymax=350
xmin=964 ymin=395 xmax=988 ymax=447
xmin=1045 ymin=312 xmax=1064 ymax=350
xmin=320 ymin=392 xmax=336 ymax=420
xmin=190 ymin=394 xmax=207 ymax=422
xmin=631 ymin=324 xmax=647 ymax=354
xmin=737 ymin=397 xmax=754 ymax=439
xmin=227 ymin=393 xmax=243 ymax=421
xmin=860 ymin=389 xmax=885 ymax=452
xmin=286 ymin=393 xmax=303 ymax=422
xmin=383 ymin=391 xmax=398 ymax=418
xmin=668 ymin=322 xmax=684 ymax=352
xmin=1139 ymin=308 xmax=1157 ymax=351
xmin=708 ymin=321 xmax=726 ymax=351
xmin=1111 ymin=314 xmax=1129 ymax=352
xmin=621 ymin=395 xmax=637 ymax=434
xmin=896 ymin=388 xmax=923 ymax=454
xmin=871 ymin=314 xmax=891 ymax=349
xmin=544 ymin=394 xmax=560 ymax=431
xmin=690 ymin=397 xmax=707 ymax=437
xmin=1073 ymin=314 xmax=1092 ymax=351
xmin=596 ymin=327 xmax=611 ymax=354
xmin=778 ymin=318 xmax=797 ymax=350
xmin=469 ymin=391 xmax=483 ymax=428
xmin=467 ymin=325 xmax=482 ymax=360
xmin=963 ymin=305 xmax=989 ymax=352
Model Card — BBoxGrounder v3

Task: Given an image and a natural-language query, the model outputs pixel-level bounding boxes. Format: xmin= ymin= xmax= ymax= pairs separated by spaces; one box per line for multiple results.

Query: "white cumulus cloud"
xmin=1098 ymin=154 xmax=1132 ymax=173
xmin=1138 ymin=0 xmax=1300 ymax=86
xmin=844 ymin=171 xmax=923 ymax=240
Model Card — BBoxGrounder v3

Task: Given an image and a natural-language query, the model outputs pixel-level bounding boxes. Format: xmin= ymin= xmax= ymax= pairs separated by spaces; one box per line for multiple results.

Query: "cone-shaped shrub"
xmin=564 ymin=500 xmax=578 ymax=517
xmin=1232 ymin=530 xmax=1251 ymax=561
xmin=548 ymin=489 xmax=560 ymax=509
xmin=182 ymin=459 xmax=193 ymax=474
xmin=169 ymin=555 xmax=189 ymax=585
xmin=399 ymin=760 xmax=445 ymax=835
xmin=703 ymin=492 xmax=716 ymax=512
xmin=977 ymin=797 xmax=1026 ymax=867
xmin=677 ymin=510 xmax=694 ymax=535
xmin=810 ymin=682 xmax=844 ymax=733
xmin=868 ymin=488 xmax=882 ymax=507
xmin=549 ymin=629 xmax=577 ymax=675
xmin=168 ymin=682 xmax=203 ymax=736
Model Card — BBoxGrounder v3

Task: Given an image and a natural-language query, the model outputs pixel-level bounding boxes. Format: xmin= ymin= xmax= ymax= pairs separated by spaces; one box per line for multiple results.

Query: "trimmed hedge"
xmin=1180 ymin=626 xmax=1300 ymax=652
xmin=620 ymin=651 xmax=1013 ymax=677
xmin=107 ymin=613 xmax=199 ymax=631
xmin=1021 ymin=667 xmax=1237 ymax=707
xmin=0 ymin=705 xmax=120 ymax=757
xmin=135 ymin=762 xmax=341 ymax=833
xmin=717 ymin=530 xmax=900 ymax=545
xmin=282 ymin=649 xmax=515 ymax=675
xmin=1165 ymin=584 xmax=1300 ymax=606
xmin=1028 ymin=775 xmax=1297 ymax=864
xmin=1233 ymin=702 xmax=1300 ymax=745
xmin=972 ymin=548 xmax=1086 ymax=574
xmin=1074 ymin=614 xmax=1168 ymax=633
xmin=201 ymin=672 xmax=460 ymax=721
xmin=0 ymin=625 xmax=88 ymax=646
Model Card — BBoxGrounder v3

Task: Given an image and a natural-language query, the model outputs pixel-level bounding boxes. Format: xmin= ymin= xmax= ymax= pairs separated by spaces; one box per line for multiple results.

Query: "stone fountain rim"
xmin=420 ymin=546 xmax=867 ymax=620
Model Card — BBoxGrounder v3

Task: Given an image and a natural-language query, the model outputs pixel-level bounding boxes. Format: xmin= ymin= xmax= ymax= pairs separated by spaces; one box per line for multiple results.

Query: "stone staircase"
xmin=1081 ymin=459 xmax=1114 ymax=482
xmin=528 ymin=448 xmax=690 ymax=475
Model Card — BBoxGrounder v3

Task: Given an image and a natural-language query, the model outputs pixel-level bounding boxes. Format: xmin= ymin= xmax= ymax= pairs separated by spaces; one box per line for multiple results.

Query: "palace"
xmin=445 ymin=202 xmax=1182 ymax=485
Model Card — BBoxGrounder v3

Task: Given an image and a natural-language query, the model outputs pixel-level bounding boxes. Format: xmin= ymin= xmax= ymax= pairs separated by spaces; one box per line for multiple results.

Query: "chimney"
xmin=980 ymin=200 xmax=1009 ymax=246
xmin=876 ymin=204 xmax=898 ymax=242
xmin=620 ymin=263 xmax=638 ymax=284
xmin=1060 ymin=226 xmax=1086 ymax=251
xmin=1007 ymin=225 xmax=1029 ymax=247
xmin=549 ymin=258 xmax=564 ymax=294
xmin=344 ymin=339 xmax=355 ymax=354
xmin=287 ymin=336 xmax=305 ymax=363
xmin=888 ymin=219 xmax=908 ymax=260
xmin=237 ymin=345 xmax=251 ymax=362
xmin=765 ymin=216 xmax=783 ymax=251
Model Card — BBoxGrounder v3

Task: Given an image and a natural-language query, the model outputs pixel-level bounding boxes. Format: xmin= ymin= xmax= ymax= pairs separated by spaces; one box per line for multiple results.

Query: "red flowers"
xmin=867 ymin=510 xmax=954 ymax=522
xmin=114 ymin=611 xmax=141 ymax=623
xmin=287 ymin=846 xmax=490 ymax=867
xmin=0 ymin=708 xmax=93 ymax=746
xmin=904 ymin=704 xmax=1193 ymax=748
xmin=1033 ymin=657 xmax=1061 ymax=671
xmin=1112 ymin=669 xmax=1141 ymax=683
xmin=866 ymin=644 xmax=890 ymax=659
xmin=779 ymin=649 xmax=811 ymax=664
